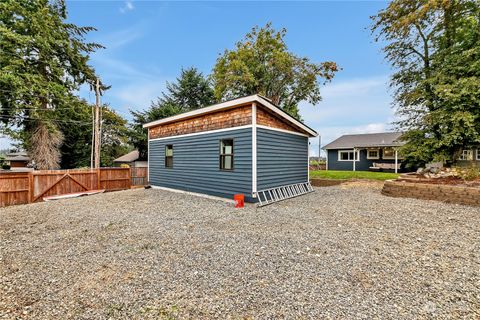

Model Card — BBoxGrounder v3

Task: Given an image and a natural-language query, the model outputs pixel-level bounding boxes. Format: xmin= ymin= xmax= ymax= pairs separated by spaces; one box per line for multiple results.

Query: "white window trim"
xmin=338 ymin=150 xmax=360 ymax=162
xmin=459 ymin=149 xmax=474 ymax=161
xmin=476 ymin=149 xmax=480 ymax=161
xmin=366 ymin=149 xmax=380 ymax=160
xmin=382 ymin=148 xmax=396 ymax=160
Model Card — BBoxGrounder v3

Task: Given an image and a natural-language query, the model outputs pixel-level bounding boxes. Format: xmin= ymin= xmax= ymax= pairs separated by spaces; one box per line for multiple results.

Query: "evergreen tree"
xmin=0 ymin=0 xmax=102 ymax=169
xmin=129 ymin=68 xmax=214 ymax=159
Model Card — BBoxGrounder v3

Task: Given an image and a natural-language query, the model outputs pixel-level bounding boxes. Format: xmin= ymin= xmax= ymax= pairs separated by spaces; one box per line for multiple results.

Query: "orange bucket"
xmin=234 ymin=194 xmax=244 ymax=208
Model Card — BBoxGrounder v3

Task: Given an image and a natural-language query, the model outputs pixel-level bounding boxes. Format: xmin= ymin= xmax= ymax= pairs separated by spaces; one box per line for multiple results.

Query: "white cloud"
xmin=94 ymin=25 xmax=144 ymax=51
xmin=120 ymin=1 xmax=134 ymax=14
xmin=299 ymin=75 xmax=397 ymax=156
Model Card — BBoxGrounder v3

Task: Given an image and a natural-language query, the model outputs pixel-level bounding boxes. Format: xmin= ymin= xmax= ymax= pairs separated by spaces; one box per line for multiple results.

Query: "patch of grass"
xmin=310 ymin=170 xmax=400 ymax=181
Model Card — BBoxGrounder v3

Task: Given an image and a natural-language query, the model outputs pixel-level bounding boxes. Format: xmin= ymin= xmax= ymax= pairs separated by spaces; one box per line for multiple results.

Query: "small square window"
xmin=165 ymin=145 xmax=173 ymax=168
xmin=367 ymin=149 xmax=380 ymax=159
xmin=220 ymin=139 xmax=234 ymax=170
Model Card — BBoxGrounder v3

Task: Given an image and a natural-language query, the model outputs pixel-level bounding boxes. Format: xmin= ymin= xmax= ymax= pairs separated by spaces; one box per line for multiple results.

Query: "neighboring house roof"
xmin=113 ymin=150 xmax=140 ymax=163
xmin=6 ymin=151 xmax=28 ymax=157
xmin=142 ymin=94 xmax=318 ymax=137
xmin=5 ymin=155 xmax=30 ymax=161
xmin=323 ymin=132 xmax=405 ymax=150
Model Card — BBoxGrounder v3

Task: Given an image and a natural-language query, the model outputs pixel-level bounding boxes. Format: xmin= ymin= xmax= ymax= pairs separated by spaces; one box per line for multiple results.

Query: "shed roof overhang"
xmin=142 ymin=94 xmax=318 ymax=137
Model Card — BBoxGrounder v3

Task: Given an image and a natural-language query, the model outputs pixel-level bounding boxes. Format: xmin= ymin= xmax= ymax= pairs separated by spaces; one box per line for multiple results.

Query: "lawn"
xmin=310 ymin=170 xmax=400 ymax=181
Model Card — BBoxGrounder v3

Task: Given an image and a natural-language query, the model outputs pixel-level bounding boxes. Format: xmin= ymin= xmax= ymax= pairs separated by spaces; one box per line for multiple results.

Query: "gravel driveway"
xmin=1 ymin=184 xmax=479 ymax=319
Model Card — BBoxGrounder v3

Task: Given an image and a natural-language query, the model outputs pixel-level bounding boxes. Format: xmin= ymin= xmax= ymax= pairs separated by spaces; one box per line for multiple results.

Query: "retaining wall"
xmin=382 ymin=179 xmax=480 ymax=206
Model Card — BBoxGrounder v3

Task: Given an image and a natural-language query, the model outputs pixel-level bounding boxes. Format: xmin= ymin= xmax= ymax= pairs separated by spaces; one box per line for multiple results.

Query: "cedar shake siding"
xmin=256 ymin=107 xmax=308 ymax=135
xmin=149 ymin=128 xmax=253 ymax=201
xmin=150 ymin=105 xmax=252 ymax=139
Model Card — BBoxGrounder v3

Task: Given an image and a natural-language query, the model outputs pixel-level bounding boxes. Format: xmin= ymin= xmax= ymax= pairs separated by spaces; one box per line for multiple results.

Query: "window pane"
xmin=165 ymin=157 xmax=173 ymax=167
xmin=165 ymin=145 xmax=173 ymax=156
xmin=223 ymin=155 xmax=232 ymax=169
xmin=221 ymin=140 xmax=233 ymax=155
xmin=349 ymin=152 xmax=354 ymax=160
xmin=384 ymin=149 xmax=394 ymax=157
xmin=340 ymin=152 xmax=348 ymax=160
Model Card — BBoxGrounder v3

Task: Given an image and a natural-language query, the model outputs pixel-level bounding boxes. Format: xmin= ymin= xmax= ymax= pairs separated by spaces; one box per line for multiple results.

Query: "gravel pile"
xmin=1 ymin=185 xmax=479 ymax=319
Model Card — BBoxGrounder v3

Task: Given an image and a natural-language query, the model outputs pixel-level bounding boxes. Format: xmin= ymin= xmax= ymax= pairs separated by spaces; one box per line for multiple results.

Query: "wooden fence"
xmin=0 ymin=168 xmax=131 ymax=207
xmin=131 ymin=167 xmax=147 ymax=186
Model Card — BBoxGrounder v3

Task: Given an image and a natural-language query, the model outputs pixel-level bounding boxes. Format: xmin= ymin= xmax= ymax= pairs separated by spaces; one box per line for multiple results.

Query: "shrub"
xmin=456 ymin=166 xmax=480 ymax=181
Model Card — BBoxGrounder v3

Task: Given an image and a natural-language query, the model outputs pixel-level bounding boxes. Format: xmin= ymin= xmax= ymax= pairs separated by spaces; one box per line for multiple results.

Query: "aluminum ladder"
xmin=256 ymin=182 xmax=314 ymax=207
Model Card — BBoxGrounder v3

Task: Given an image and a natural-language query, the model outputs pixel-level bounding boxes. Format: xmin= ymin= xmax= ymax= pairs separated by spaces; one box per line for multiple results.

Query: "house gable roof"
xmin=142 ymin=94 xmax=317 ymax=137
xmin=113 ymin=150 xmax=140 ymax=163
xmin=323 ymin=132 xmax=405 ymax=150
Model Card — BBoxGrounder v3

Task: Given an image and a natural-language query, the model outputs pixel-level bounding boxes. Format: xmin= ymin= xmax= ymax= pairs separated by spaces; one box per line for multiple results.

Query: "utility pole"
xmin=94 ymin=78 xmax=101 ymax=169
xmin=318 ymin=135 xmax=321 ymax=160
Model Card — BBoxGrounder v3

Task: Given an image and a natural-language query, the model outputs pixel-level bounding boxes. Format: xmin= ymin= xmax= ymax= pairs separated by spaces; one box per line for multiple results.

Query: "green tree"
xmin=57 ymin=102 xmax=130 ymax=168
xmin=371 ymin=0 xmax=480 ymax=165
xmin=99 ymin=105 xmax=130 ymax=167
xmin=0 ymin=0 xmax=102 ymax=169
xmin=212 ymin=23 xmax=339 ymax=118
xmin=129 ymin=68 xmax=214 ymax=159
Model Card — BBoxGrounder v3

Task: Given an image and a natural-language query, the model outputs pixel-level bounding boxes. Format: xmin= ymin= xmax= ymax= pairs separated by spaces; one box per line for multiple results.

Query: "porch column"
xmin=353 ymin=148 xmax=356 ymax=171
xmin=394 ymin=148 xmax=398 ymax=174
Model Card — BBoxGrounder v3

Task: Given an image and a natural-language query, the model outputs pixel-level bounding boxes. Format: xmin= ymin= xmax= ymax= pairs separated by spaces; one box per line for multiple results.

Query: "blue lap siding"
xmin=256 ymin=128 xmax=309 ymax=190
xmin=327 ymin=149 xmax=397 ymax=171
xmin=149 ymin=128 xmax=253 ymax=201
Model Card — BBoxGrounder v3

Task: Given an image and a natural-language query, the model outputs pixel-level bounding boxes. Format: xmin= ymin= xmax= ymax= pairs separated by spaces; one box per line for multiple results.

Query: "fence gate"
xmin=32 ymin=170 xmax=99 ymax=202
xmin=0 ymin=168 xmax=131 ymax=207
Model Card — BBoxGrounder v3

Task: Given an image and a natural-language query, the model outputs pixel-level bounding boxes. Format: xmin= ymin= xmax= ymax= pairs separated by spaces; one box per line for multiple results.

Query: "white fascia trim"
xmin=147 ymin=130 xmax=150 ymax=182
xmin=143 ymin=95 xmax=258 ymax=128
xmin=252 ymin=103 xmax=257 ymax=196
xmin=256 ymin=125 xmax=309 ymax=137
xmin=307 ymin=138 xmax=310 ymax=181
xmin=150 ymin=185 xmax=235 ymax=204
xmin=255 ymin=96 xmax=317 ymax=137
xmin=149 ymin=125 xmax=253 ymax=142
xmin=143 ymin=94 xmax=318 ymax=137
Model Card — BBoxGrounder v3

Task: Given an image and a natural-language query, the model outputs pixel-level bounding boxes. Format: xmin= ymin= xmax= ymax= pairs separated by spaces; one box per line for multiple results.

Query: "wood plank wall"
xmin=0 ymin=168 xmax=131 ymax=207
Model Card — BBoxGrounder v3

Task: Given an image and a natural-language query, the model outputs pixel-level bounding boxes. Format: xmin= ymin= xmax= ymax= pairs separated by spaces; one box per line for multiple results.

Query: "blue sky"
xmin=2 ymin=1 xmax=397 ymax=155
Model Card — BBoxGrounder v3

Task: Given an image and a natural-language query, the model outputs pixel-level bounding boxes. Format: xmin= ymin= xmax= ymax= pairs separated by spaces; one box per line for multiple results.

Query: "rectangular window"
xmin=220 ymin=139 xmax=234 ymax=170
xmin=459 ymin=150 xmax=473 ymax=161
xmin=477 ymin=150 xmax=480 ymax=161
xmin=383 ymin=148 xmax=395 ymax=159
xmin=367 ymin=149 xmax=380 ymax=159
xmin=165 ymin=145 xmax=173 ymax=167
xmin=338 ymin=150 xmax=359 ymax=161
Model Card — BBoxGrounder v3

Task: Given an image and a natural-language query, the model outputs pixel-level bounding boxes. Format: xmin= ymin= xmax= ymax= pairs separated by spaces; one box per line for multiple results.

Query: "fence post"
xmin=128 ymin=167 xmax=132 ymax=189
xmin=29 ymin=172 xmax=34 ymax=203
xmin=97 ymin=168 xmax=101 ymax=190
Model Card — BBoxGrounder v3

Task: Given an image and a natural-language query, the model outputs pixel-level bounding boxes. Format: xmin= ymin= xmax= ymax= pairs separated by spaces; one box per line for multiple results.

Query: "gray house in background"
xmin=143 ymin=95 xmax=317 ymax=202
xmin=113 ymin=150 xmax=148 ymax=168
xmin=323 ymin=132 xmax=405 ymax=172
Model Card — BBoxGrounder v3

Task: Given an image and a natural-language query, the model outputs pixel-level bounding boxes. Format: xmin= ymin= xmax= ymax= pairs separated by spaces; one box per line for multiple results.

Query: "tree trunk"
xmin=29 ymin=122 xmax=64 ymax=170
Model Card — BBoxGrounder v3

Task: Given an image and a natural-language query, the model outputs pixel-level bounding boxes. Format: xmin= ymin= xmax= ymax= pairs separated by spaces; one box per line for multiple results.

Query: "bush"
xmin=2 ymin=164 xmax=11 ymax=170
xmin=455 ymin=166 xmax=480 ymax=181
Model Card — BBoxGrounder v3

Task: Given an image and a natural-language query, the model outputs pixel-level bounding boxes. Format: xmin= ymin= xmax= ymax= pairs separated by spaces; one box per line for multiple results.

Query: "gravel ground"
xmin=1 ymin=184 xmax=479 ymax=319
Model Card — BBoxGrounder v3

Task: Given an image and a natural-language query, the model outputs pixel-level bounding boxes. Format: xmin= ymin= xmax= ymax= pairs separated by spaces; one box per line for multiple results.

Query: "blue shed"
xmin=323 ymin=132 xmax=405 ymax=172
xmin=143 ymin=95 xmax=317 ymax=202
